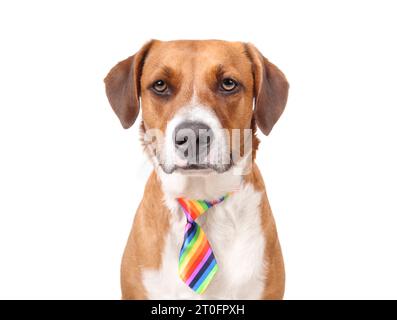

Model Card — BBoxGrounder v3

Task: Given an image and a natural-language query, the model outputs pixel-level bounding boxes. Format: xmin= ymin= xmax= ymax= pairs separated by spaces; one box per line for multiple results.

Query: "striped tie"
xmin=176 ymin=194 xmax=231 ymax=294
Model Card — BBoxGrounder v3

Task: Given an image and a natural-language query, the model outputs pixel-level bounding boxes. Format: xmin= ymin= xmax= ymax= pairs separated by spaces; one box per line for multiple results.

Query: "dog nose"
xmin=173 ymin=121 xmax=213 ymax=163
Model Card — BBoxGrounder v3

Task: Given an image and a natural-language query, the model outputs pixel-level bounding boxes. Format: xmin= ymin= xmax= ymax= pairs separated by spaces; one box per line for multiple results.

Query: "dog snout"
xmin=173 ymin=121 xmax=213 ymax=163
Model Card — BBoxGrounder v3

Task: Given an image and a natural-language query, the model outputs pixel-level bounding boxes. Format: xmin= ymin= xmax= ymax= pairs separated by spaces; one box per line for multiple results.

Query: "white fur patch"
xmin=160 ymin=102 xmax=230 ymax=173
xmin=142 ymin=182 xmax=266 ymax=299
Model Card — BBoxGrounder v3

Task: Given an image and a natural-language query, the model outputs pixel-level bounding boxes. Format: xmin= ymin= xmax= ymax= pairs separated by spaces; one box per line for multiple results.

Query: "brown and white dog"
xmin=104 ymin=40 xmax=289 ymax=299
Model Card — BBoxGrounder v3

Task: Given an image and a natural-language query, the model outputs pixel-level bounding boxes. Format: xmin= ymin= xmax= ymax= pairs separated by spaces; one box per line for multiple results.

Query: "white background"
xmin=0 ymin=0 xmax=396 ymax=299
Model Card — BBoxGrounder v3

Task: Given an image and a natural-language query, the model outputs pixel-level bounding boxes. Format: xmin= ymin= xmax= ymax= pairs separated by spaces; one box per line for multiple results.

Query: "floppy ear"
xmin=104 ymin=41 xmax=153 ymax=129
xmin=245 ymin=43 xmax=289 ymax=135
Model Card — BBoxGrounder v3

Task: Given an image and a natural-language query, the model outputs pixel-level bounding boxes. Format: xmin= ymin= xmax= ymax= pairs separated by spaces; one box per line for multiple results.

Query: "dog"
xmin=104 ymin=40 xmax=289 ymax=299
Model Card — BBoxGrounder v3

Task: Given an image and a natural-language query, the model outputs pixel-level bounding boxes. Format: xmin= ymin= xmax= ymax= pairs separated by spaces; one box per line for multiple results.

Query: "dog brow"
xmin=216 ymin=64 xmax=224 ymax=75
xmin=214 ymin=64 xmax=226 ymax=81
xmin=160 ymin=65 xmax=174 ymax=78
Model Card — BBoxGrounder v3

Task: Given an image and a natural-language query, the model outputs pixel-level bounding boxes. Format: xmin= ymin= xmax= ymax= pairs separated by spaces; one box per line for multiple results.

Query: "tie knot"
xmin=177 ymin=194 xmax=231 ymax=222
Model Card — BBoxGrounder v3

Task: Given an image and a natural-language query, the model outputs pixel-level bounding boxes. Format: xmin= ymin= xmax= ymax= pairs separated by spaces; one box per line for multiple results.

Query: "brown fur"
xmin=244 ymin=164 xmax=285 ymax=299
xmin=120 ymin=172 xmax=169 ymax=299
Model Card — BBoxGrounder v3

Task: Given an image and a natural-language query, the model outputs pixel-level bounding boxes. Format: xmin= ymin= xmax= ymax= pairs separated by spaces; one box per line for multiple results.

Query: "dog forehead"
xmin=143 ymin=40 xmax=252 ymax=73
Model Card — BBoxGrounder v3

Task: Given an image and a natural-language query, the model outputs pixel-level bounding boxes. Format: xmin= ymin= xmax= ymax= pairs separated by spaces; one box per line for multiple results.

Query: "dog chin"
xmin=176 ymin=167 xmax=214 ymax=176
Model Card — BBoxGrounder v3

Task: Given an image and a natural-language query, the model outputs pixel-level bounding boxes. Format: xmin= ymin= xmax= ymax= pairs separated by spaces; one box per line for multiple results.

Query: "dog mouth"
xmin=181 ymin=164 xmax=210 ymax=170
xmin=159 ymin=159 xmax=234 ymax=175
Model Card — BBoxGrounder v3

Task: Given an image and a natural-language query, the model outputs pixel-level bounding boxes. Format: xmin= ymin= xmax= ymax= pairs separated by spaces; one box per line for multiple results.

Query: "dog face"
xmin=105 ymin=40 xmax=288 ymax=175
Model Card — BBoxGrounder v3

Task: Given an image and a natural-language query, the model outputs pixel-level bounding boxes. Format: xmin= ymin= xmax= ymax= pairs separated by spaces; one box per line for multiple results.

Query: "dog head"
xmin=105 ymin=40 xmax=288 ymax=175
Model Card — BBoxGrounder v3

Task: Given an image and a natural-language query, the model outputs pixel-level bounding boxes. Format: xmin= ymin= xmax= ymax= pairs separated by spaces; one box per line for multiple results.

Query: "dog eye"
xmin=220 ymin=78 xmax=238 ymax=92
xmin=152 ymin=80 xmax=168 ymax=93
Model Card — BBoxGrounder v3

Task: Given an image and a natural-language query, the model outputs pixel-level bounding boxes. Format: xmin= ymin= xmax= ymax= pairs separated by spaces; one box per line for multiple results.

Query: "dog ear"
xmin=104 ymin=40 xmax=154 ymax=129
xmin=245 ymin=43 xmax=289 ymax=135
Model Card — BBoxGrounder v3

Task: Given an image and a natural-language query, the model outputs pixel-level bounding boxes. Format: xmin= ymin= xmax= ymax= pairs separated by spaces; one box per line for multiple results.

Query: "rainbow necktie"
xmin=177 ymin=194 xmax=231 ymax=294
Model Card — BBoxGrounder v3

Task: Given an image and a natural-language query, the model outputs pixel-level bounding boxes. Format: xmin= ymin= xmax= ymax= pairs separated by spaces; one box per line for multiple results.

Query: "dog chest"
xmin=142 ymin=183 xmax=266 ymax=299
